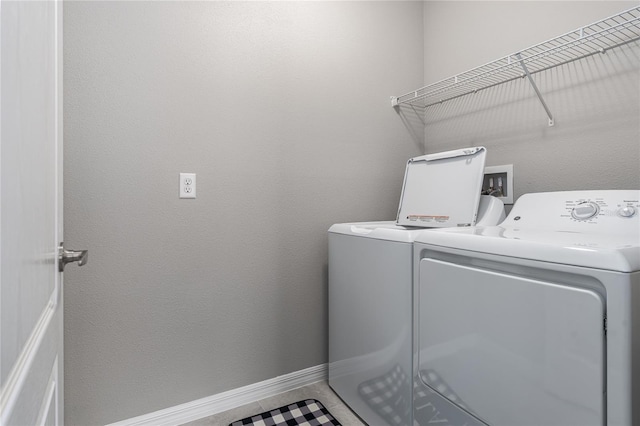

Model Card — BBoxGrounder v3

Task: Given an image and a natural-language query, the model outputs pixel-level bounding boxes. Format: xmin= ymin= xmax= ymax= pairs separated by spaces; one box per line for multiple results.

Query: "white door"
xmin=1 ymin=1 xmax=67 ymax=425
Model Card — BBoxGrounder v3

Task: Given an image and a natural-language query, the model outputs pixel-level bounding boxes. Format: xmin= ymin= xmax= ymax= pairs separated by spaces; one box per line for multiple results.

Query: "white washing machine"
xmin=413 ymin=190 xmax=640 ymax=426
xmin=328 ymin=147 xmax=505 ymax=426
xmin=328 ymin=196 xmax=505 ymax=426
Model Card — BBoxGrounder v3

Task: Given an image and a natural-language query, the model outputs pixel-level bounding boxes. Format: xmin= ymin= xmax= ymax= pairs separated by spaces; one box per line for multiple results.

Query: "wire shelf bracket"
xmin=391 ymin=6 xmax=640 ymax=126
xmin=516 ymin=53 xmax=554 ymax=126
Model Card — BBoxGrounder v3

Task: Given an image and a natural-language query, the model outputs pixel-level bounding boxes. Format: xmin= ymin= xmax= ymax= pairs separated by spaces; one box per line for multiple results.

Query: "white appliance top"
xmin=330 ymin=196 xmax=505 ymax=243
xmin=396 ymin=147 xmax=486 ymax=228
xmin=414 ymin=190 xmax=640 ymax=272
xmin=329 ymin=221 xmax=425 ymax=243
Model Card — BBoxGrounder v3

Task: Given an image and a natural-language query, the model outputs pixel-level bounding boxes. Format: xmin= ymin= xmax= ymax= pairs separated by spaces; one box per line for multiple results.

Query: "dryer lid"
xmin=396 ymin=147 xmax=486 ymax=228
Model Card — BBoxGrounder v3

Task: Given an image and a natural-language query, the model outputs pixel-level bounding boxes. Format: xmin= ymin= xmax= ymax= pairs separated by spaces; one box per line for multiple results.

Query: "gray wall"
xmin=63 ymin=2 xmax=424 ymax=425
xmin=64 ymin=2 xmax=640 ymax=425
xmin=422 ymin=1 xmax=640 ymax=199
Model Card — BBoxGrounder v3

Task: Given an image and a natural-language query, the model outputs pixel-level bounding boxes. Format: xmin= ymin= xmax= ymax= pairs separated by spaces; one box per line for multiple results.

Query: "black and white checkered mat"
xmin=229 ymin=399 xmax=342 ymax=426
xmin=358 ymin=364 xmax=479 ymax=426
xmin=358 ymin=364 xmax=411 ymax=425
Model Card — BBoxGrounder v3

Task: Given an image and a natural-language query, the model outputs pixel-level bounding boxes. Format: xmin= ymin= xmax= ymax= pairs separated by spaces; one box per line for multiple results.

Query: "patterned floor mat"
xmin=229 ymin=399 xmax=342 ymax=426
xmin=358 ymin=364 xmax=483 ymax=426
xmin=357 ymin=364 xmax=410 ymax=425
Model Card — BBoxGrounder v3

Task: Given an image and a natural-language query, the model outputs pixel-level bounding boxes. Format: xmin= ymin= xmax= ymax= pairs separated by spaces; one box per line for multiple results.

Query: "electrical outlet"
xmin=179 ymin=173 xmax=196 ymax=199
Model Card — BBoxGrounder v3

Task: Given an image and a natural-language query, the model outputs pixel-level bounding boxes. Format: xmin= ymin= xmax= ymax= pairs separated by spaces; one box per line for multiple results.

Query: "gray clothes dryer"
xmin=413 ymin=190 xmax=640 ymax=426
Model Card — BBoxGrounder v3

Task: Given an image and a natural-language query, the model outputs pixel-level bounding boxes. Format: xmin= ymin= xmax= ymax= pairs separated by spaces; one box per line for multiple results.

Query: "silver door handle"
xmin=58 ymin=242 xmax=88 ymax=272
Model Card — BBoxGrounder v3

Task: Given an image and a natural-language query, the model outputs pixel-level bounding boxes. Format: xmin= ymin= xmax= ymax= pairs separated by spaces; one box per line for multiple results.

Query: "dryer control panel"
xmin=502 ymin=190 xmax=640 ymax=235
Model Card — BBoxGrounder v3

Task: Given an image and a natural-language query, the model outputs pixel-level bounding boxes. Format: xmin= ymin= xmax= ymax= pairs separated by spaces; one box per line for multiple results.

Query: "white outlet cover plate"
xmin=180 ymin=172 xmax=196 ymax=199
xmin=484 ymin=164 xmax=513 ymax=204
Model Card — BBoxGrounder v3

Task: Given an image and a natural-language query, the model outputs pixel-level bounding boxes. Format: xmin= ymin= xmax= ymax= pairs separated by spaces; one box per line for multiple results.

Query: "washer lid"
xmin=328 ymin=221 xmax=426 ymax=243
xmin=396 ymin=147 xmax=486 ymax=228
xmin=414 ymin=190 xmax=640 ymax=272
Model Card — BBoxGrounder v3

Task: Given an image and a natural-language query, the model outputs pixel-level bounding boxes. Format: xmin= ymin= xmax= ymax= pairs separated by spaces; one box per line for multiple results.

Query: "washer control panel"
xmin=503 ymin=190 xmax=640 ymax=234
xmin=565 ymin=194 xmax=638 ymax=223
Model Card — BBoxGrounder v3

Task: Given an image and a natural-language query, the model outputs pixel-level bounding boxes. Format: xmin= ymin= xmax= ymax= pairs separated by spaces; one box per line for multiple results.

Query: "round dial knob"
xmin=571 ymin=202 xmax=599 ymax=220
xmin=617 ymin=206 xmax=637 ymax=218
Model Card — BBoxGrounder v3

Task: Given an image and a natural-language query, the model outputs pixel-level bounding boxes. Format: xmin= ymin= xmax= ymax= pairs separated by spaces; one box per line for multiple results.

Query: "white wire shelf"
xmin=391 ymin=6 xmax=640 ymax=124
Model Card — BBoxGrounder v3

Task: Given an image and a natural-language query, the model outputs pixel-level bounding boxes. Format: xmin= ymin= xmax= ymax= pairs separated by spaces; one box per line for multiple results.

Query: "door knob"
xmin=58 ymin=242 xmax=88 ymax=272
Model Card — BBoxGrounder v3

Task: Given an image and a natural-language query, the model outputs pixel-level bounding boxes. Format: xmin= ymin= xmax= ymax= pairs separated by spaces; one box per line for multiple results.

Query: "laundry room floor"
xmin=179 ymin=380 xmax=366 ymax=425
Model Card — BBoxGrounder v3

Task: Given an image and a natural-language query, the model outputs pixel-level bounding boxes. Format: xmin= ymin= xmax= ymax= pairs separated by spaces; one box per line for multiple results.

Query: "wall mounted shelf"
xmin=391 ymin=6 xmax=640 ymax=126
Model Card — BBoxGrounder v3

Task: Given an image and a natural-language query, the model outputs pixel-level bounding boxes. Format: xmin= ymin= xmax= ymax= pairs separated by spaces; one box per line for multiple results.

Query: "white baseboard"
xmin=106 ymin=364 xmax=327 ymax=426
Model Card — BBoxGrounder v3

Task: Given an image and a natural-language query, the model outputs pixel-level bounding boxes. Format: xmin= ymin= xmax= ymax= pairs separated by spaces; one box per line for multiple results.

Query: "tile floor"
xmin=180 ymin=381 xmax=367 ymax=426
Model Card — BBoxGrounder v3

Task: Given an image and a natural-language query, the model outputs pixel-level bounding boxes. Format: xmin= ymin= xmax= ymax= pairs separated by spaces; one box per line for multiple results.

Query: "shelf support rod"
xmin=515 ymin=53 xmax=554 ymax=126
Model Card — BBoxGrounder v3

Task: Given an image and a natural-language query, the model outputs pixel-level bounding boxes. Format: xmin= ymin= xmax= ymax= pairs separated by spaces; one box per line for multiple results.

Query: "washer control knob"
xmin=571 ymin=202 xmax=599 ymax=220
xmin=617 ymin=206 xmax=637 ymax=218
